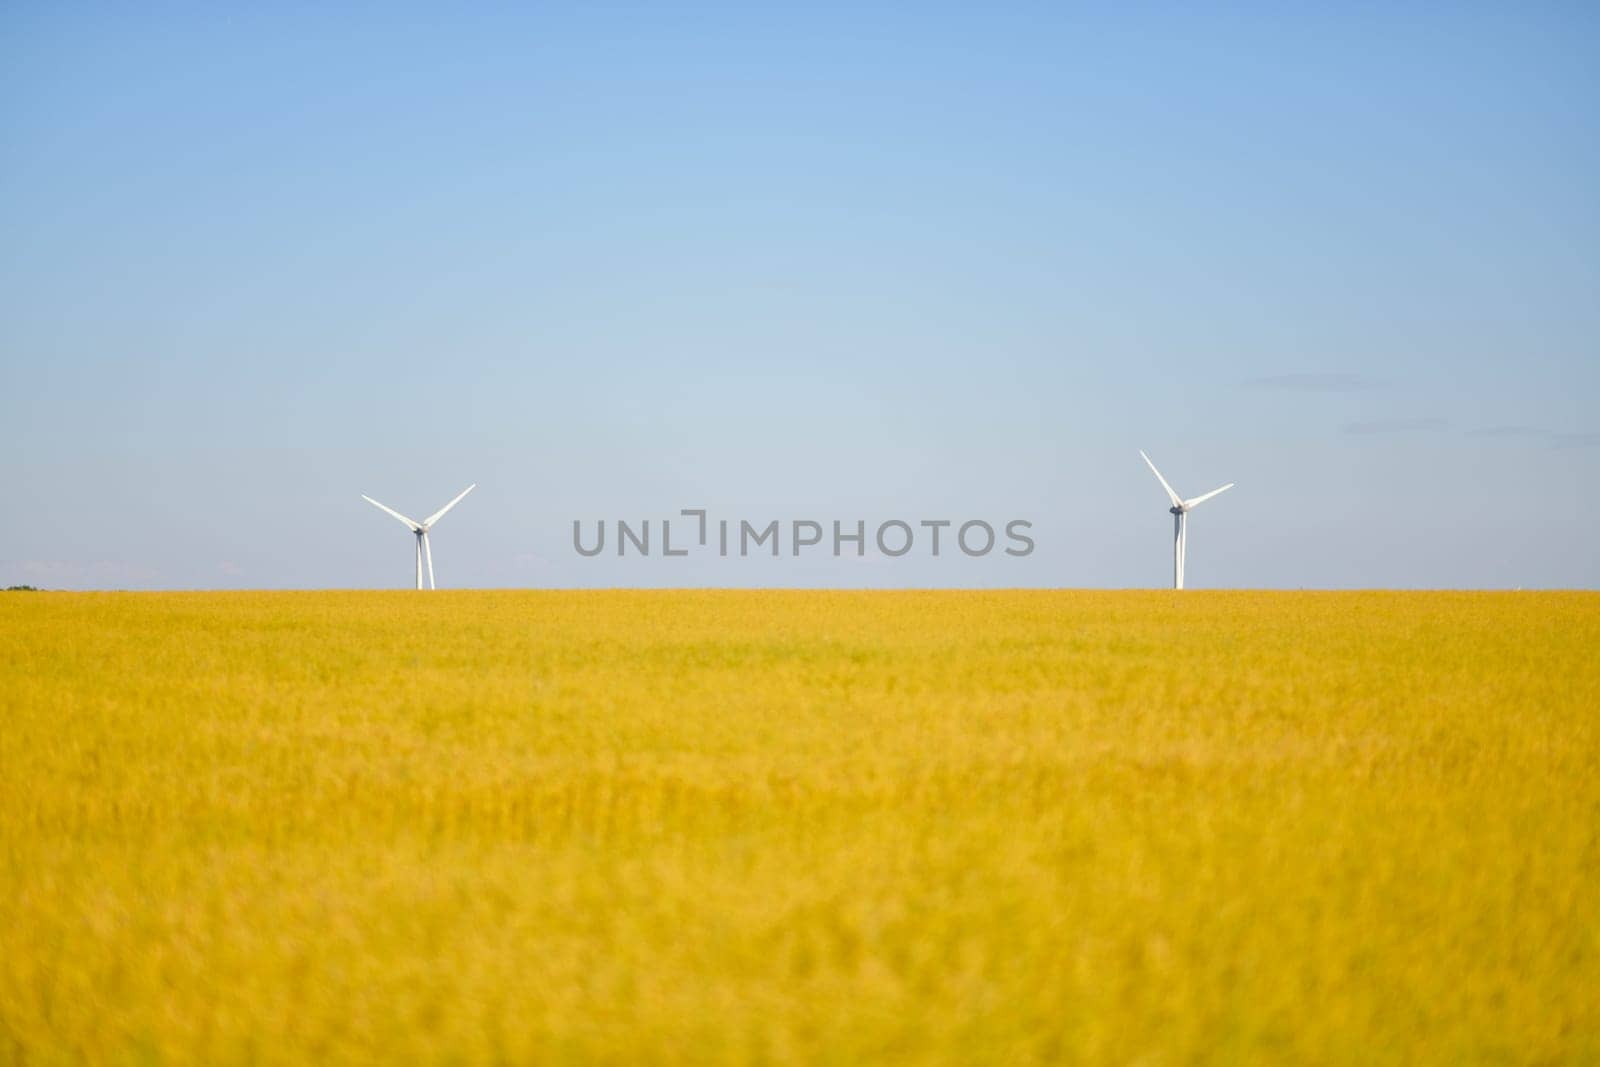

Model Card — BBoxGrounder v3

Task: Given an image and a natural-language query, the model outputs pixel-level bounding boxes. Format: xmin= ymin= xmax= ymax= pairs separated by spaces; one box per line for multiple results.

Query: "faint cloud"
xmin=1342 ymin=418 xmax=1447 ymax=435
xmin=1466 ymin=425 xmax=1545 ymax=438
xmin=7 ymin=560 xmax=163 ymax=589
xmin=1551 ymin=431 xmax=1600 ymax=449
xmin=1245 ymin=373 xmax=1384 ymax=392
xmin=218 ymin=561 xmax=244 ymax=576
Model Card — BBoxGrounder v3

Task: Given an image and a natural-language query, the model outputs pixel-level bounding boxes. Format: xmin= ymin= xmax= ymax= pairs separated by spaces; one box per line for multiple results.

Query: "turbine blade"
xmin=1183 ymin=483 xmax=1235 ymax=509
xmin=1139 ymin=450 xmax=1183 ymax=508
xmin=363 ymin=495 xmax=422 ymax=532
xmin=423 ymin=483 xmax=476 ymax=528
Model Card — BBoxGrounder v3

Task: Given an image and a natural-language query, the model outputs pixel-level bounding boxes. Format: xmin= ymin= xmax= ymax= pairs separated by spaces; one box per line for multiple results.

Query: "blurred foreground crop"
xmin=2 ymin=590 xmax=1597 ymax=1063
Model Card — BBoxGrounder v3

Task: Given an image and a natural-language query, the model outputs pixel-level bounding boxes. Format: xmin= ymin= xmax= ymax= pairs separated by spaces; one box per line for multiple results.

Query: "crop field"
xmin=2 ymin=590 xmax=1597 ymax=1063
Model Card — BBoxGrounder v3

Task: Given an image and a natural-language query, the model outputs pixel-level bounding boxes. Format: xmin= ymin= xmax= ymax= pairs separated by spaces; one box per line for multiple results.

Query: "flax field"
xmin=2 ymin=590 xmax=1597 ymax=1063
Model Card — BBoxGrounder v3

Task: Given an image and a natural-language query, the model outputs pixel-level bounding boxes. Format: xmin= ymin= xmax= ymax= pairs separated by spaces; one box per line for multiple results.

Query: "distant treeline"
xmin=5 ymin=585 xmax=42 ymax=591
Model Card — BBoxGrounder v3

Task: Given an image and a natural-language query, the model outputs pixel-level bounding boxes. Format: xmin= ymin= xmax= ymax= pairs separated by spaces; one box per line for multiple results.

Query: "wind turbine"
xmin=1139 ymin=451 xmax=1233 ymax=590
xmin=361 ymin=485 xmax=476 ymax=589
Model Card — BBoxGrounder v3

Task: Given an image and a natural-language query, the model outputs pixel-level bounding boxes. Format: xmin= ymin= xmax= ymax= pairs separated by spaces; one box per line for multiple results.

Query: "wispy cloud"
xmin=1465 ymin=425 xmax=1545 ymax=438
xmin=1342 ymin=418 xmax=1447 ymax=435
xmin=5 ymin=560 xmax=163 ymax=589
xmin=1460 ymin=427 xmax=1600 ymax=448
xmin=1245 ymin=373 xmax=1384 ymax=392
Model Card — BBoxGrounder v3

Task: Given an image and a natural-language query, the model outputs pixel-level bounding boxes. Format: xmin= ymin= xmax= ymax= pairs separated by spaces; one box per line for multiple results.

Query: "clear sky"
xmin=3 ymin=3 xmax=1596 ymax=589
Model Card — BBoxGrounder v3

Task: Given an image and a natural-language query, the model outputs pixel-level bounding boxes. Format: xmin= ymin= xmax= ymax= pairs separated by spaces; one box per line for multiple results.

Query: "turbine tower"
xmin=1139 ymin=451 xmax=1233 ymax=590
xmin=361 ymin=484 xmax=476 ymax=589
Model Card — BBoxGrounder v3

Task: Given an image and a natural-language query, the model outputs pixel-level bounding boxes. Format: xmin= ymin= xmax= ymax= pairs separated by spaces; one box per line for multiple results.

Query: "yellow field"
xmin=2 ymin=590 xmax=1597 ymax=1064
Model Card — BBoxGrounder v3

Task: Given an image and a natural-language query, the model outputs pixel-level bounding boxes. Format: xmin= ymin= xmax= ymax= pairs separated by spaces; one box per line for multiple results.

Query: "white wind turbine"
xmin=361 ymin=485 xmax=476 ymax=589
xmin=1139 ymin=451 xmax=1233 ymax=590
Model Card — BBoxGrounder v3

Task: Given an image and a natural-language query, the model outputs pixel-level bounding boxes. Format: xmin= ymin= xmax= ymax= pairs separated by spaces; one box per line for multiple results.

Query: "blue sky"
xmin=3 ymin=3 xmax=1596 ymax=589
